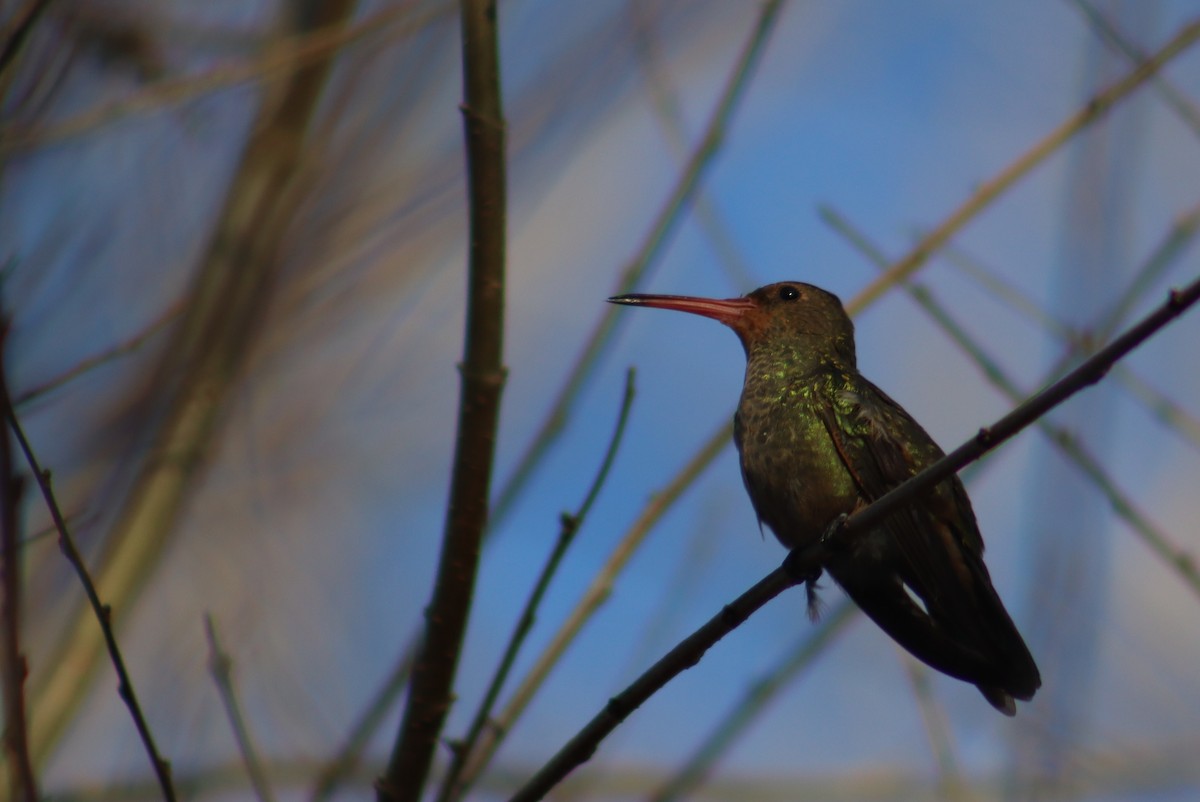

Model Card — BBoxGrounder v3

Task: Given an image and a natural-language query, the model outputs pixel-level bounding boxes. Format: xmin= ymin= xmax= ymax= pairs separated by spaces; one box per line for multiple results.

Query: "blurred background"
xmin=3 ymin=0 xmax=1200 ymax=799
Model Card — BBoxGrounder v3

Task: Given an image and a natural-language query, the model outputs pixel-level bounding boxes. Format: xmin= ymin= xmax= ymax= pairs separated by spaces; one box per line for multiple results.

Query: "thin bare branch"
xmin=29 ymin=0 xmax=360 ymax=765
xmin=509 ymin=272 xmax=1200 ymax=801
xmin=14 ymin=302 xmax=180 ymax=409
xmin=3 ymin=377 xmax=176 ymax=802
xmin=439 ymin=370 xmax=635 ymax=802
xmin=489 ymin=0 xmax=788 ymax=527
xmin=454 ymin=424 xmax=730 ymax=793
xmin=0 ymin=326 xmax=36 ymax=802
xmin=376 ymin=0 xmax=507 ymax=799
xmin=0 ymin=0 xmax=51 ymax=79
xmin=204 ymin=614 xmax=276 ymax=802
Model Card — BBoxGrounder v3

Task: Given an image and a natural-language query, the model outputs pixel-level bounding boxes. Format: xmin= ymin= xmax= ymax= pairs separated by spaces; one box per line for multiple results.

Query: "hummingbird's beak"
xmin=607 ymin=293 xmax=755 ymax=330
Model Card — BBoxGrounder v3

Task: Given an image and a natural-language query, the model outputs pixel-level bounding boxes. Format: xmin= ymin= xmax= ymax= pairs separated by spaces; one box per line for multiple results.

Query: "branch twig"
xmin=29 ymin=0 xmax=360 ymax=767
xmin=204 ymin=614 xmax=276 ymax=802
xmin=508 ymin=275 xmax=1200 ymax=801
xmin=454 ymin=423 xmax=729 ymax=793
xmin=0 ymin=324 xmax=36 ymax=802
xmin=439 ymin=369 xmax=636 ymax=802
xmin=15 ymin=303 xmax=180 ymax=409
xmin=375 ymin=0 xmax=507 ymax=799
xmin=2 ymin=366 xmax=176 ymax=801
xmin=0 ymin=0 xmax=51 ymax=79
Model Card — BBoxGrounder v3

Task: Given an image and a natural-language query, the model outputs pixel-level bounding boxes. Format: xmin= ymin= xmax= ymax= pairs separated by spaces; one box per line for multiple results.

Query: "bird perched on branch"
xmin=609 ymin=281 xmax=1040 ymax=715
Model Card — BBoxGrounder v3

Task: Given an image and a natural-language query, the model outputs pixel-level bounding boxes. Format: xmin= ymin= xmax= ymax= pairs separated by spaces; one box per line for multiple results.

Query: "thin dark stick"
xmin=204 ymin=614 xmax=276 ymax=802
xmin=0 ymin=326 xmax=36 ymax=801
xmin=438 ymin=369 xmax=636 ymax=802
xmin=2 ymin=382 xmax=176 ymax=802
xmin=507 ymin=275 xmax=1200 ymax=801
xmin=453 ymin=419 xmax=729 ymax=794
xmin=0 ymin=0 xmax=51 ymax=78
xmin=375 ymin=0 xmax=507 ymax=800
xmin=15 ymin=303 xmax=179 ymax=408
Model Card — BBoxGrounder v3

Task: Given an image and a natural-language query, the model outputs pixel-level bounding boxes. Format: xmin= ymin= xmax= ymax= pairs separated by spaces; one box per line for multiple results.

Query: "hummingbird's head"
xmin=608 ymin=281 xmax=856 ymax=365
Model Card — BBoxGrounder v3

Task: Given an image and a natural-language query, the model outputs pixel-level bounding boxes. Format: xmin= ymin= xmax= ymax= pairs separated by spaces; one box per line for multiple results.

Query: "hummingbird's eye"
xmin=778 ymin=285 xmax=800 ymax=301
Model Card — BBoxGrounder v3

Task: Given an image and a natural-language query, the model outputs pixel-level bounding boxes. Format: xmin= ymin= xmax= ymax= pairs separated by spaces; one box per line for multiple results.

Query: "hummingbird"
xmin=609 ymin=281 xmax=1040 ymax=715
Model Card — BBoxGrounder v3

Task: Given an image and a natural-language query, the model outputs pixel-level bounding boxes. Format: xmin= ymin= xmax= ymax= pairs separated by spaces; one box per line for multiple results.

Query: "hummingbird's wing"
xmin=814 ymin=375 xmax=1040 ymax=709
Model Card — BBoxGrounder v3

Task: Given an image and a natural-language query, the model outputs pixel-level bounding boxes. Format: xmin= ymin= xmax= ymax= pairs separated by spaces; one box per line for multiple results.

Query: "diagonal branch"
xmin=454 ymin=423 xmax=729 ymax=794
xmin=507 ymin=275 xmax=1200 ymax=801
xmin=0 ymin=325 xmax=36 ymax=802
xmin=438 ymin=370 xmax=635 ymax=802
xmin=28 ymin=0 xmax=361 ymax=767
xmin=2 ymin=363 xmax=176 ymax=802
xmin=375 ymin=0 xmax=507 ymax=800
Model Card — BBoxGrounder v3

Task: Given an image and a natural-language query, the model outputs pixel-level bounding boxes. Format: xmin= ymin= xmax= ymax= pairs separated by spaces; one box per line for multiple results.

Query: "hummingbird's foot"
xmin=819 ymin=512 xmax=849 ymax=545
xmin=805 ymin=578 xmax=825 ymax=622
xmin=782 ymin=543 xmax=824 ymax=585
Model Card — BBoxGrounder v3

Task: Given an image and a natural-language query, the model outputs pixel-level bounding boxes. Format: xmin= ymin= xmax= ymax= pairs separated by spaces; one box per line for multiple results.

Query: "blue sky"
xmin=5 ymin=1 xmax=1200 ymax=799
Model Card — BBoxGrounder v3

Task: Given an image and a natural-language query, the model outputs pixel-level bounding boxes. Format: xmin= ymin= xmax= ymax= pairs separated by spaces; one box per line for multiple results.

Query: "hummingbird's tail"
xmin=827 ymin=559 xmax=1040 ymax=716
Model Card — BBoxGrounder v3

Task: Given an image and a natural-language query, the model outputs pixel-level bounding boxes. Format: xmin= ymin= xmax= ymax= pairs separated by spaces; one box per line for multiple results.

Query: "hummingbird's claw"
xmin=782 ymin=543 xmax=824 ymax=585
xmin=820 ymin=513 xmax=849 ymax=545
xmin=805 ymin=578 xmax=825 ymax=622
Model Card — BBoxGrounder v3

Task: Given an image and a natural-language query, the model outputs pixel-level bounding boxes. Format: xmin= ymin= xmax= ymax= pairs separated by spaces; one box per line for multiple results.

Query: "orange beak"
xmin=607 ymin=293 xmax=755 ymax=330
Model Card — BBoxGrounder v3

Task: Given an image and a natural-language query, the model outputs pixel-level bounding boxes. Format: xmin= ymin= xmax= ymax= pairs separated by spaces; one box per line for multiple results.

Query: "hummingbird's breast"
xmin=733 ymin=363 xmax=862 ymax=549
